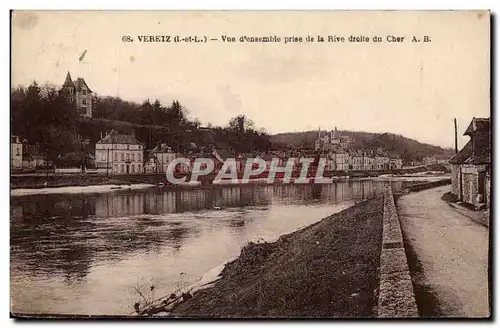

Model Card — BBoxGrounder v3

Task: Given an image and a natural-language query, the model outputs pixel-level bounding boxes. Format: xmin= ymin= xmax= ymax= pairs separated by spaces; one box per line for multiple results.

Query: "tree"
xmin=227 ymin=115 xmax=256 ymax=133
xmin=166 ymin=100 xmax=188 ymax=127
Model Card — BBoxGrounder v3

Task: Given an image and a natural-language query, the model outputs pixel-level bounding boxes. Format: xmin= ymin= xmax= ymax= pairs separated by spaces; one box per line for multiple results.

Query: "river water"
xmin=11 ymin=180 xmax=405 ymax=316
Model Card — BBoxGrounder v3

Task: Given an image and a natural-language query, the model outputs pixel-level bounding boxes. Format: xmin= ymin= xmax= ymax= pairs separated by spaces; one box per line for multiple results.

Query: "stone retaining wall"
xmin=377 ymin=185 xmax=419 ymax=318
xmin=406 ymin=178 xmax=451 ymax=193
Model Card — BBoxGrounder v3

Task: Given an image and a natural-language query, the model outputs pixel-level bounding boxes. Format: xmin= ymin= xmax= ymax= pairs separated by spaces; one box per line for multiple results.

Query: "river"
xmin=11 ymin=180 xmax=405 ymax=316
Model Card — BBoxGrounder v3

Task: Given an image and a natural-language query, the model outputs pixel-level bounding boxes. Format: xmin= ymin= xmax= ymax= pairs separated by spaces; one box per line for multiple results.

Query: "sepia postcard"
xmin=10 ymin=10 xmax=491 ymax=319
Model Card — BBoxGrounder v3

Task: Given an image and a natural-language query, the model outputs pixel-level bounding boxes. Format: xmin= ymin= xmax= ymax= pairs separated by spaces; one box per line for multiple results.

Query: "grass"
xmin=169 ymin=197 xmax=384 ymax=318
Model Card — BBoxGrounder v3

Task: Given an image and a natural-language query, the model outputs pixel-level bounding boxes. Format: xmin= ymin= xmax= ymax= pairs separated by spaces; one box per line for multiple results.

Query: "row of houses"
xmin=11 ymin=129 xmax=404 ymax=174
xmin=423 ymin=155 xmax=450 ymax=166
xmin=317 ymin=150 xmax=402 ymax=172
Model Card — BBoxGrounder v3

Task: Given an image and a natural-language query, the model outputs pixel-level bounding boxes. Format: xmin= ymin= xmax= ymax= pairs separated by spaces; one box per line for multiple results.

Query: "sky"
xmin=11 ymin=11 xmax=490 ymax=149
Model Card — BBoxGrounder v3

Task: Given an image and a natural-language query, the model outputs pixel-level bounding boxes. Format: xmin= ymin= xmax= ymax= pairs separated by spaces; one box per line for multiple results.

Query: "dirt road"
xmin=397 ymin=186 xmax=490 ymax=318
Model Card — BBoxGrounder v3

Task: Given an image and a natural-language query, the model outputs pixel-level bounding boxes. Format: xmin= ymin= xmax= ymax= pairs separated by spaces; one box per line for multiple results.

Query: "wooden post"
xmin=454 ymin=118 xmax=458 ymax=154
xmin=106 ymin=148 xmax=110 ymax=176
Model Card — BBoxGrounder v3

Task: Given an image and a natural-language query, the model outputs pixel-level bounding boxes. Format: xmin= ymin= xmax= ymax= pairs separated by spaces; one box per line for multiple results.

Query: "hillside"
xmin=270 ymin=130 xmax=455 ymax=162
xmin=11 ymin=82 xmax=271 ymax=167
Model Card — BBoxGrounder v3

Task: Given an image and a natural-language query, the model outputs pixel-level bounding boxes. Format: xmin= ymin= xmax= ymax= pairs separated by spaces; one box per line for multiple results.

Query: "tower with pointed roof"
xmin=61 ymin=71 xmax=93 ymax=118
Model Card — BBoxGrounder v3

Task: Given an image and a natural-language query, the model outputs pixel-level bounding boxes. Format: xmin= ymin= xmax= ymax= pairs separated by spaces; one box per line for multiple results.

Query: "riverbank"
xmin=10 ymin=164 xmax=449 ymax=190
xmin=10 ymin=183 xmax=155 ymax=197
xmin=144 ymin=196 xmax=384 ymax=318
xmin=10 ymin=174 xmax=139 ymax=189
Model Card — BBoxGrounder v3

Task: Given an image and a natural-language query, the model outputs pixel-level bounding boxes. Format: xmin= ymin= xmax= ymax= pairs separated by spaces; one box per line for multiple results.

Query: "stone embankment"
xmin=140 ymin=197 xmax=386 ymax=318
xmin=377 ymin=185 xmax=418 ymax=318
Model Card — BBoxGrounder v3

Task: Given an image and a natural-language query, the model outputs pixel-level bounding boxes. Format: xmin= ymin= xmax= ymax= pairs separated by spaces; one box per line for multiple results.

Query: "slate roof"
xmin=63 ymin=72 xmax=75 ymax=88
xmin=465 ymin=151 xmax=490 ymax=165
xmin=214 ymin=149 xmax=235 ymax=161
xmin=62 ymin=72 xmax=92 ymax=93
xmin=189 ymin=153 xmax=220 ymax=163
xmin=97 ymin=130 xmax=142 ymax=145
xmin=448 ymin=140 xmax=472 ymax=164
xmin=151 ymin=143 xmax=173 ymax=153
xmin=74 ymin=78 xmax=92 ymax=93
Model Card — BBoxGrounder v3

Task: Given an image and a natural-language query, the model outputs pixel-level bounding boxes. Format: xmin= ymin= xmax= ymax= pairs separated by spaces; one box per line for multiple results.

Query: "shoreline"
xmin=139 ymin=196 xmax=385 ymax=318
xmin=10 ymin=165 xmax=450 ymax=191
xmin=10 ymin=175 xmax=451 ymax=196
xmin=10 ymin=183 xmax=156 ymax=197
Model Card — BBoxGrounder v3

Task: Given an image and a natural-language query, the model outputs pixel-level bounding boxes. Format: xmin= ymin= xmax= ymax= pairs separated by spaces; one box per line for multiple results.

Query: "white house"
xmin=374 ymin=156 xmax=390 ymax=170
xmin=11 ymin=135 xmax=23 ymax=169
xmin=329 ymin=150 xmax=350 ymax=171
xmin=363 ymin=155 xmax=374 ymax=171
xmin=390 ymin=157 xmax=403 ymax=169
xmin=145 ymin=143 xmax=176 ymax=173
xmin=95 ymin=130 xmax=144 ymax=174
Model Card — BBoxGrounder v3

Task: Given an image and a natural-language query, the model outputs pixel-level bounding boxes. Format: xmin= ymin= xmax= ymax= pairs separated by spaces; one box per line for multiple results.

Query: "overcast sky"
xmin=12 ymin=11 xmax=490 ymax=149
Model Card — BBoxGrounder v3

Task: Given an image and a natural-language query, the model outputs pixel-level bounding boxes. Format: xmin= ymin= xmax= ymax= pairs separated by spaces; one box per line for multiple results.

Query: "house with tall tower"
xmin=61 ymin=71 xmax=93 ymax=118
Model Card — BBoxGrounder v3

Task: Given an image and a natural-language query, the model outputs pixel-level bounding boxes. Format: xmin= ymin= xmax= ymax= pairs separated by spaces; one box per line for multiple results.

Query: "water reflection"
xmin=11 ymin=180 xmax=403 ymax=315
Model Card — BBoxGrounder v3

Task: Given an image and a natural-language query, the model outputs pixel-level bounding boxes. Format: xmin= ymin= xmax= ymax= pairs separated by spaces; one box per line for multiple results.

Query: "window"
xmin=121 ymin=164 xmax=124 ymax=173
xmin=82 ymin=98 xmax=87 ymax=105
xmin=126 ymin=153 xmax=130 ymax=161
xmin=131 ymin=164 xmax=135 ymax=173
xmin=82 ymin=89 xmax=86 ymax=96
xmin=121 ymin=153 xmax=124 ymax=161
xmin=132 ymin=153 xmax=135 ymax=161
xmin=138 ymin=153 xmax=142 ymax=162
xmin=114 ymin=153 xmax=117 ymax=161
xmin=138 ymin=164 xmax=142 ymax=173
xmin=16 ymin=148 xmax=20 ymax=156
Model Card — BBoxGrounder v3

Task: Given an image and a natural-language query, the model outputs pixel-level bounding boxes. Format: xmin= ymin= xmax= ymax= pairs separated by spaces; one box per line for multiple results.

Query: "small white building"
xmin=145 ymin=143 xmax=176 ymax=173
xmin=390 ymin=158 xmax=403 ymax=169
xmin=11 ymin=135 xmax=23 ymax=169
xmin=374 ymin=156 xmax=390 ymax=170
xmin=95 ymin=130 xmax=144 ymax=174
xmin=329 ymin=150 xmax=350 ymax=171
xmin=363 ymin=156 xmax=374 ymax=171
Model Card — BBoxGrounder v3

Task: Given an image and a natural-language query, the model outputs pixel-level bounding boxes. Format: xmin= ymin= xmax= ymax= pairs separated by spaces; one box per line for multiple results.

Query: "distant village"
xmin=9 ymin=72 xmax=474 ymax=178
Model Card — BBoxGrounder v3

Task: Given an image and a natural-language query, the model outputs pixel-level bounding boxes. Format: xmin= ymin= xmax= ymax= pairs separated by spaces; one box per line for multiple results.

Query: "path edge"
xmin=376 ymin=184 xmax=419 ymax=318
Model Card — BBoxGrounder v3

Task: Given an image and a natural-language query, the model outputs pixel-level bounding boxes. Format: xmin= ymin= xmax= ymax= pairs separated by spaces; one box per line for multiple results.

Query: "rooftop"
xmin=464 ymin=117 xmax=490 ymax=136
xmin=97 ymin=130 xmax=142 ymax=145
xmin=62 ymin=71 xmax=93 ymax=93
xmin=449 ymin=141 xmax=472 ymax=164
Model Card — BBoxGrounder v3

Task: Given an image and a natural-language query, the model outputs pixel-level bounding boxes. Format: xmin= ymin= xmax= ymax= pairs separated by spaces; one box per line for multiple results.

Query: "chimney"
xmin=454 ymin=118 xmax=458 ymax=154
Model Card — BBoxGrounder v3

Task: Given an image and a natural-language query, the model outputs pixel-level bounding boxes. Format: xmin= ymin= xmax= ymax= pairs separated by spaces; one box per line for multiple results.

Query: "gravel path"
xmin=397 ymin=186 xmax=490 ymax=318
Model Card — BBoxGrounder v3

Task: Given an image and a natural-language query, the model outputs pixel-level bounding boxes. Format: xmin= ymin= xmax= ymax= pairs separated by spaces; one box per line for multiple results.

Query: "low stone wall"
xmin=406 ymin=178 xmax=451 ymax=193
xmin=377 ymin=185 xmax=418 ymax=318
